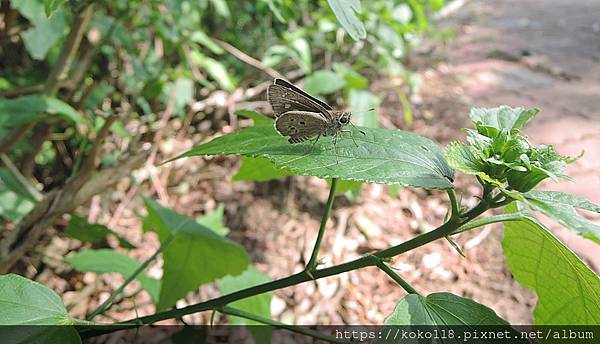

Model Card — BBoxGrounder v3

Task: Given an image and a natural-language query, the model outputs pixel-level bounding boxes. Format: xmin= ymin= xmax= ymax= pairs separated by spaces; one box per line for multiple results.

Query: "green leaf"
xmin=44 ymin=0 xmax=66 ymax=17
xmin=218 ymin=266 xmax=272 ymax=343
xmin=0 ymin=274 xmax=82 ymax=342
xmin=236 ymin=109 xmax=273 ymax=126
xmin=0 ymin=168 xmax=36 ymax=201
xmin=327 ymin=0 xmax=367 ymax=41
xmin=196 ymin=204 xmax=230 ymax=236
xmin=348 ymin=90 xmax=379 ymax=128
xmin=11 ymin=0 xmax=68 ymax=60
xmin=0 ymin=184 xmax=35 ymax=222
xmin=304 ymin=70 xmax=346 ymax=96
xmin=190 ymin=51 xmax=236 ymax=91
xmin=65 ymin=215 xmax=136 ymax=249
xmin=384 ymin=292 xmax=510 ymax=325
xmin=502 ymin=204 xmax=600 ymax=324
xmin=0 ymin=95 xmax=86 ymax=129
xmin=445 ymin=141 xmax=487 ymax=175
xmin=0 ymin=274 xmax=77 ymax=325
xmin=164 ymin=77 xmax=194 ymax=115
xmin=175 ymin=126 xmax=454 ymax=189
xmin=469 ymin=106 xmax=540 ymax=131
xmin=233 ymin=156 xmax=293 ymax=182
xmin=143 ymin=199 xmax=250 ymax=310
xmin=190 ymin=30 xmax=224 ymax=55
xmin=65 ymin=249 xmax=160 ymax=302
xmin=521 ymin=190 xmax=600 ymax=244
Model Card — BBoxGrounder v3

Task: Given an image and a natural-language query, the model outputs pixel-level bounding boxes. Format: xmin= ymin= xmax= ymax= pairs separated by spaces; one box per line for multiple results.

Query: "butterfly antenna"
xmin=350 ymin=121 xmax=366 ymax=135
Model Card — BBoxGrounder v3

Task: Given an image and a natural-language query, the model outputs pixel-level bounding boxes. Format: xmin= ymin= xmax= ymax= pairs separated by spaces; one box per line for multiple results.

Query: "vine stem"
xmin=218 ymin=306 xmax=345 ymax=344
xmin=306 ymin=178 xmax=338 ymax=273
xmin=80 ymin=191 xmax=495 ymax=338
xmin=86 ymin=234 xmax=175 ymax=320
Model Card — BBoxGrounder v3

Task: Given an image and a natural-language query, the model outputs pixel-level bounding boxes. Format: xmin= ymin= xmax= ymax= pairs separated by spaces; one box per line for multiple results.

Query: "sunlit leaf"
xmin=502 ymin=204 xmax=600 ymax=324
xmin=11 ymin=0 xmax=67 ymax=59
xmin=174 ymin=126 xmax=454 ymax=189
xmin=0 ymin=274 xmax=83 ymax=343
xmin=327 ymin=0 xmax=367 ymax=41
xmin=521 ymin=190 xmax=600 ymax=244
xmin=384 ymin=292 xmax=510 ymax=325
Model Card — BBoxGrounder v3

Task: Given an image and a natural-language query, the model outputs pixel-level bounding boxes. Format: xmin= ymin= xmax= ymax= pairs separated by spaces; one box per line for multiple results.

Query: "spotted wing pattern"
xmin=274 ymin=111 xmax=327 ymax=144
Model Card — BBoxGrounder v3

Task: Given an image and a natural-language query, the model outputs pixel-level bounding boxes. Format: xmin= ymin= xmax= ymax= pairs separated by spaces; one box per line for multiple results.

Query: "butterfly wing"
xmin=267 ymin=79 xmax=332 ymax=120
xmin=274 ymin=79 xmax=333 ymax=111
xmin=274 ymin=111 xmax=327 ymax=144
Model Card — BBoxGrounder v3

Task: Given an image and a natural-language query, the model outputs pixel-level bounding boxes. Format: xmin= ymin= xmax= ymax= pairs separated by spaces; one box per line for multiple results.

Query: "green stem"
xmin=452 ymin=211 xmax=527 ymax=235
xmin=219 ymin=306 xmax=346 ymax=344
xmin=375 ymin=259 xmax=419 ymax=295
xmin=86 ymin=234 xmax=175 ymax=320
xmin=446 ymin=189 xmax=460 ymax=220
xmin=305 ymin=178 xmax=337 ymax=273
xmin=79 ymin=197 xmax=495 ymax=340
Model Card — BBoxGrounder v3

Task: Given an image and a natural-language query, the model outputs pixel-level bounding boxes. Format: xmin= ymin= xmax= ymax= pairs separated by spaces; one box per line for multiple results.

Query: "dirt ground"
xmin=35 ymin=0 xmax=600 ymax=331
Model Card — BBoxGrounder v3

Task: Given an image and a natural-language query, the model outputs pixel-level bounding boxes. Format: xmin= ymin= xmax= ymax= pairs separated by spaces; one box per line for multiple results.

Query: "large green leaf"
xmin=502 ymin=204 xmax=600 ymax=324
xmin=0 ymin=274 xmax=82 ymax=344
xmin=327 ymin=0 xmax=367 ymax=41
xmin=383 ymin=292 xmax=510 ymax=326
xmin=65 ymin=215 xmax=136 ymax=249
xmin=233 ymin=156 xmax=293 ymax=182
xmin=11 ymin=0 xmax=67 ymax=60
xmin=521 ymin=190 xmax=600 ymax=244
xmin=143 ymin=199 xmax=250 ymax=310
xmin=0 ymin=95 xmax=86 ymax=129
xmin=65 ymin=249 xmax=160 ymax=302
xmin=469 ymin=106 xmax=539 ymax=131
xmin=175 ymin=126 xmax=454 ymax=189
xmin=218 ymin=266 xmax=272 ymax=343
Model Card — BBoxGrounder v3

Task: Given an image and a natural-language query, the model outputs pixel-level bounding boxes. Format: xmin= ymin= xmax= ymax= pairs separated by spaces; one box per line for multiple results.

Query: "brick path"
xmin=440 ymin=0 xmax=600 ymax=270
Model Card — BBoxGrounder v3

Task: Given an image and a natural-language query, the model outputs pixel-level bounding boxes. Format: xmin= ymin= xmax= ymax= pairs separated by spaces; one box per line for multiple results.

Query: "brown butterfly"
xmin=267 ymin=78 xmax=364 ymax=152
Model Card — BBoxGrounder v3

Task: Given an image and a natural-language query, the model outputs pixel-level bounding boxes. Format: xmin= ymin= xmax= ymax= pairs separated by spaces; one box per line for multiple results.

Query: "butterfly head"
xmin=337 ymin=112 xmax=352 ymax=126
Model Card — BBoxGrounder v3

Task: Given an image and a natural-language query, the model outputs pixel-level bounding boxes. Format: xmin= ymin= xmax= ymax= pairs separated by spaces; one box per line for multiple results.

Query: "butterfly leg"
xmin=341 ymin=129 xmax=359 ymax=148
xmin=304 ymin=134 xmax=321 ymax=155
xmin=332 ymin=133 xmax=340 ymax=164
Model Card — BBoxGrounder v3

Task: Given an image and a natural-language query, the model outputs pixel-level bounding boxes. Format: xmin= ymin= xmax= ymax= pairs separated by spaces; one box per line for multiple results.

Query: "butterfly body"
xmin=267 ymin=79 xmax=355 ymax=144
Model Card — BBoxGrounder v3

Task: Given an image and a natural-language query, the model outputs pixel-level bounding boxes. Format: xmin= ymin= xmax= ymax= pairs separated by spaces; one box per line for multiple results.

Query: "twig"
xmin=0 ymin=150 xmax=150 ymax=273
xmin=214 ymin=38 xmax=284 ymax=79
xmin=0 ymin=154 xmax=43 ymax=201
xmin=86 ymin=234 xmax=175 ymax=320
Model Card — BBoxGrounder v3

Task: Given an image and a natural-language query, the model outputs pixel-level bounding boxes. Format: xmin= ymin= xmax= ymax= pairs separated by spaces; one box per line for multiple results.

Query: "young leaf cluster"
xmin=446 ymin=106 xmax=576 ymax=192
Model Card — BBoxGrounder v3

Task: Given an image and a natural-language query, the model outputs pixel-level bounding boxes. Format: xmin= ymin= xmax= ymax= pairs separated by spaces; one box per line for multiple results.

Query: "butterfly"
xmin=267 ymin=78 xmax=364 ymax=153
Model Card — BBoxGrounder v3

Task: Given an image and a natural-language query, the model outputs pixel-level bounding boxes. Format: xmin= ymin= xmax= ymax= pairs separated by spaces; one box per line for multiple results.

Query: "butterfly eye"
xmin=339 ymin=117 xmax=348 ymax=124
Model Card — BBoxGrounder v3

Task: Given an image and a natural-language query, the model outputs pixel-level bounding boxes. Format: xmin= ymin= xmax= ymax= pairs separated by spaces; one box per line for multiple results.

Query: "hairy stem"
xmin=86 ymin=234 xmax=174 ymax=320
xmin=306 ymin=178 xmax=337 ymax=273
